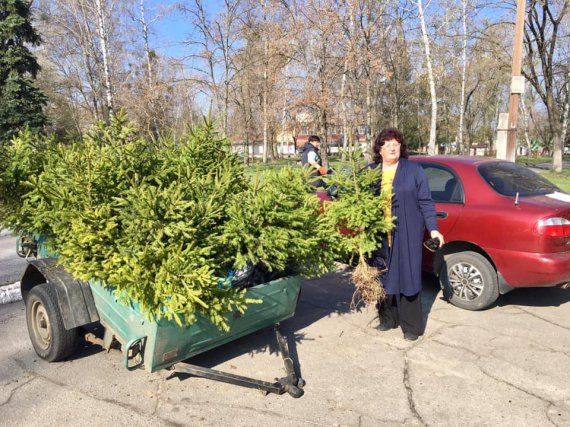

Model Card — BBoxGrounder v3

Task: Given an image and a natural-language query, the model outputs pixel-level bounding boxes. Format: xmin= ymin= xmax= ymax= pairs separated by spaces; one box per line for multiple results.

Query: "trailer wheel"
xmin=25 ymin=283 xmax=78 ymax=362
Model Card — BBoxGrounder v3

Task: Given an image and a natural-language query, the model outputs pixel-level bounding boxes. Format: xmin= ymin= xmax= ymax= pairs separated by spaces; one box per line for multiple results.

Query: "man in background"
xmin=300 ymin=135 xmax=327 ymax=187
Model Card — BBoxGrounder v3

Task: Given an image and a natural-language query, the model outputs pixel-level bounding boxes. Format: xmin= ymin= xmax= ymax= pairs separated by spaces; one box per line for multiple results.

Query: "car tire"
xmin=439 ymin=251 xmax=499 ymax=311
xmin=25 ymin=283 xmax=79 ymax=362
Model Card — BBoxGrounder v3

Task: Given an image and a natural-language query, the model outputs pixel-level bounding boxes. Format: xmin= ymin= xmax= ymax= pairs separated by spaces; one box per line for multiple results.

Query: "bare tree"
xmin=294 ymin=0 xmax=346 ymax=168
xmin=457 ymin=0 xmax=468 ymax=153
xmin=416 ymin=0 xmax=437 ymax=155
xmin=31 ymin=0 xmax=550 ymax=163
xmin=182 ymin=0 xmax=242 ymax=135
xmin=127 ymin=0 xmax=171 ymax=138
xmin=560 ymin=38 xmax=570 ymax=154
xmin=94 ymin=0 xmax=115 ymax=119
xmin=34 ymin=0 xmax=131 ymax=129
xmin=523 ymin=0 xmax=569 ymax=171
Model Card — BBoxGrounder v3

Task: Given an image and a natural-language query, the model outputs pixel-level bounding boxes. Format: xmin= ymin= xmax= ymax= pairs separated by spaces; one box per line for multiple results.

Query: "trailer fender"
xmin=21 ymin=258 xmax=100 ymax=330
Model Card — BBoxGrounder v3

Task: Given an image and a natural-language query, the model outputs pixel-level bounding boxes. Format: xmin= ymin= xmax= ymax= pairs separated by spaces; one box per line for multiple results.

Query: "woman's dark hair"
xmin=372 ymin=128 xmax=408 ymax=163
xmin=308 ymin=135 xmax=321 ymax=144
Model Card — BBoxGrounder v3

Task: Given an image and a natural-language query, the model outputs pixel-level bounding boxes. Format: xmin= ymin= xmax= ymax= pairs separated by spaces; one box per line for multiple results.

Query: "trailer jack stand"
xmin=169 ymin=323 xmax=305 ymax=398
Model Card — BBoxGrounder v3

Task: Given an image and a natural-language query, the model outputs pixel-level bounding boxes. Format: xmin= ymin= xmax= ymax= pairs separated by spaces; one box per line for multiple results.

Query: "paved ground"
xmin=531 ymin=161 xmax=570 ymax=170
xmin=1 ymin=268 xmax=570 ymax=426
xmin=0 ymin=235 xmax=27 ymax=287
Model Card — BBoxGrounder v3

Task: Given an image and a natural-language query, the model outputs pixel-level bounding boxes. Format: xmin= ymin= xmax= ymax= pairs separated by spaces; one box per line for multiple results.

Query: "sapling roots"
xmin=350 ymin=260 xmax=385 ymax=309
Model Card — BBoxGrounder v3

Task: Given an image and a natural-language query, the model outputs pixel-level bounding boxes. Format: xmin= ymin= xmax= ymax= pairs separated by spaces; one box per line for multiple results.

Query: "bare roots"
xmin=350 ymin=261 xmax=385 ymax=309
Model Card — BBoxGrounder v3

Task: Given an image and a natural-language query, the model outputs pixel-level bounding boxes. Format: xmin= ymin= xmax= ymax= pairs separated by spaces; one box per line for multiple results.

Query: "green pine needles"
xmin=0 ymin=115 xmax=394 ymax=327
xmin=0 ymin=0 xmax=47 ymax=142
xmin=321 ymin=150 xmax=394 ymax=307
xmin=221 ymin=166 xmax=339 ymax=278
xmin=0 ymin=112 xmax=338 ymax=330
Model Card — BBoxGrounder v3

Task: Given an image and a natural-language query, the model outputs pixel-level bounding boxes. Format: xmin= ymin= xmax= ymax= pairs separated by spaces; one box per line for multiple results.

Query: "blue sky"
xmin=149 ymin=0 xmax=513 ymax=60
xmin=151 ymin=1 xmax=221 ymax=60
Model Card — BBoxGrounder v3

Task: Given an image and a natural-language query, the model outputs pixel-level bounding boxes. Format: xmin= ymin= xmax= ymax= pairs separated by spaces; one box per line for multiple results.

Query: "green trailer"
xmin=17 ymin=236 xmax=305 ymax=397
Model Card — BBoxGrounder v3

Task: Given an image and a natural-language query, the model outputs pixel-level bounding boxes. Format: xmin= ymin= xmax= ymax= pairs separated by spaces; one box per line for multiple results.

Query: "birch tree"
xmin=36 ymin=0 xmax=104 ymax=126
xmin=416 ymin=0 xmax=437 ymax=155
xmin=457 ymin=0 xmax=468 ymax=154
xmin=94 ymin=0 xmax=114 ymax=119
xmin=35 ymin=0 xmax=129 ymax=129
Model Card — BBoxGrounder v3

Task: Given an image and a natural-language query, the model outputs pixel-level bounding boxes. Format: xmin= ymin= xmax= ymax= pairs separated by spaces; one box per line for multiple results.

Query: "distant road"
xmin=531 ymin=160 xmax=570 ymax=169
xmin=0 ymin=235 xmax=27 ymax=286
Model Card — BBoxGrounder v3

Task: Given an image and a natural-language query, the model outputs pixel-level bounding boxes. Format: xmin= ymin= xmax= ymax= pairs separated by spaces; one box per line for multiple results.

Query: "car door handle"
xmin=436 ymin=211 xmax=448 ymax=219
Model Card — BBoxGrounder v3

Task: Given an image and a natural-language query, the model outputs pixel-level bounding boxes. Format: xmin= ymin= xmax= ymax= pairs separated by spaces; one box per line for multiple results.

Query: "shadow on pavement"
xmin=185 ymin=270 xmax=356 ymax=376
xmin=62 ymin=270 xmax=357 ymax=380
xmin=498 ymin=286 xmax=570 ymax=308
xmin=63 ymin=270 xmax=476 ymax=381
xmin=421 ymin=272 xmax=444 ymax=332
xmin=420 ymin=271 xmax=570 ymax=312
xmin=181 ymin=271 xmax=447 ymax=380
xmin=66 ymin=323 xmax=106 ymax=362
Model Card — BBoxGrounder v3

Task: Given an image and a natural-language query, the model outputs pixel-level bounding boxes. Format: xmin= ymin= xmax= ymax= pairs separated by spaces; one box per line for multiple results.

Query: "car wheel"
xmin=25 ymin=283 xmax=79 ymax=362
xmin=439 ymin=251 xmax=499 ymax=311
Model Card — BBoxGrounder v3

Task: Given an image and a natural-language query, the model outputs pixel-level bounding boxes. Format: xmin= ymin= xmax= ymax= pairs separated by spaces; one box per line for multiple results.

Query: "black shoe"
xmin=403 ymin=332 xmax=419 ymax=341
xmin=376 ymin=323 xmax=397 ymax=332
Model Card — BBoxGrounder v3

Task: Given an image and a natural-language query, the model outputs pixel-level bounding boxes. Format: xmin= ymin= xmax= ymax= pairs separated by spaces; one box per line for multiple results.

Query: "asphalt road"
xmin=0 ymin=235 xmax=27 ymax=286
xmin=533 ymin=161 xmax=570 ymax=170
xmin=1 ymin=271 xmax=570 ymax=426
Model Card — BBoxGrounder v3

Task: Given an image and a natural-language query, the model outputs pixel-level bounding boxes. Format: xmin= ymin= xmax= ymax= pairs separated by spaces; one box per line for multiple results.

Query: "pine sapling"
xmin=321 ymin=150 xmax=394 ymax=308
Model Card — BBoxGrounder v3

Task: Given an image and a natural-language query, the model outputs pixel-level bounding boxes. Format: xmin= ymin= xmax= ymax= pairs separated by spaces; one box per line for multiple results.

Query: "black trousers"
xmin=378 ymin=293 xmax=423 ymax=335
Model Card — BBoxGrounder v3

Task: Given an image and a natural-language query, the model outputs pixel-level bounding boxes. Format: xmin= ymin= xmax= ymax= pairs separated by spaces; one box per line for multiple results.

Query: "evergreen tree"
xmin=0 ymin=0 xmax=47 ymax=143
xmin=322 ymin=150 xmax=393 ymax=308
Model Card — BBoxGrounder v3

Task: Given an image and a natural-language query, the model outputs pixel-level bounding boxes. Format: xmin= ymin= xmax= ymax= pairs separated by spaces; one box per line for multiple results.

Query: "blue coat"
xmin=367 ymin=158 xmax=438 ymax=296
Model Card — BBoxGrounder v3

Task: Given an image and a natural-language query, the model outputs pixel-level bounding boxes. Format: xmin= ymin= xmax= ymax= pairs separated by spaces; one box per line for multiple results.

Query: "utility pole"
xmin=505 ymin=0 xmax=526 ymax=161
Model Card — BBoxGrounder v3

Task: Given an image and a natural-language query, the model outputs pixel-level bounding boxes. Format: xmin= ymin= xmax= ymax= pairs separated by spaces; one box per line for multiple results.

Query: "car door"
xmin=419 ymin=161 xmax=465 ymax=271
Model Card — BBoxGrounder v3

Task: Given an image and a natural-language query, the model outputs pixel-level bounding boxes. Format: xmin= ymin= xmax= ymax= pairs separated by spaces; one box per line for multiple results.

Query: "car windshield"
xmin=478 ymin=162 xmax=560 ymax=197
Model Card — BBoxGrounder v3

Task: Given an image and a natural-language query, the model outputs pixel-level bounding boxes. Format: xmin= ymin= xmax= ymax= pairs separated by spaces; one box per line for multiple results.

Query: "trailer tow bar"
xmin=169 ymin=323 xmax=305 ymax=398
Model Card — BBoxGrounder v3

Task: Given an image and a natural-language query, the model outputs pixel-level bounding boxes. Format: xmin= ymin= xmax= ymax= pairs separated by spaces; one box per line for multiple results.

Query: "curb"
xmin=0 ymin=282 xmax=22 ymax=305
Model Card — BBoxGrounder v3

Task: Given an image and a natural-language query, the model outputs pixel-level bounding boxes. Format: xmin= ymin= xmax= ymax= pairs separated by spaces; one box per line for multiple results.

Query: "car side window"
xmin=420 ymin=163 xmax=464 ymax=203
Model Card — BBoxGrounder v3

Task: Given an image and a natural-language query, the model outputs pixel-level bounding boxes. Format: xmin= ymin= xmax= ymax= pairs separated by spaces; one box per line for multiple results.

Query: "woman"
xmin=368 ymin=128 xmax=444 ymax=341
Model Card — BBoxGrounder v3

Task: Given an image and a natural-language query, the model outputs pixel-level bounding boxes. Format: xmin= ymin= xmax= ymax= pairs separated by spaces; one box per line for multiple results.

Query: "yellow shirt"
xmin=381 ymin=168 xmax=397 ymax=247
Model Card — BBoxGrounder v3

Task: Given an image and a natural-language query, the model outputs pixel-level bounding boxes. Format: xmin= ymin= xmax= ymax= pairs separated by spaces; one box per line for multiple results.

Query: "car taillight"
xmin=535 ymin=217 xmax=570 ymax=237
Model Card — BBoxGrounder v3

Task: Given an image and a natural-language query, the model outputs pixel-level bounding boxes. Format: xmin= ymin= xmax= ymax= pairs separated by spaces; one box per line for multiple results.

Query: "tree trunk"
xmin=560 ymin=49 xmax=570 ymax=170
xmin=139 ymin=0 xmax=153 ymax=86
xmin=546 ymin=90 xmax=563 ymax=171
xmin=95 ymin=0 xmax=114 ymax=120
xmin=366 ymin=77 xmax=372 ymax=157
xmin=417 ymin=0 xmax=437 ymax=155
xmin=341 ymin=61 xmax=348 ymax=159
xmin=262 ymin=29 xmax=268 ymax=163
xmin=491 ymin=94 xmax=500 ymax=154
xmin=458 ymin=0 xmax=467 ymax=154
xmin=560 ymin=75 xmax=570 ymax=160
xmin=280 ymin=70 xmax=288 ymax=159
xmin=417 ymin=84 xmax=423 ymax=152
xmin=139 ymin=0 xmax=161 ymax=139
xmin=320 ymin=109 xmax=329 ymax=169
xmin=520 ymin=95 xmax=533 ymax=151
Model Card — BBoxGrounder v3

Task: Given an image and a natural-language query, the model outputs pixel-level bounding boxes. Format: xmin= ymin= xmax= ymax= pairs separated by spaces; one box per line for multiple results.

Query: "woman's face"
xmin=380 ymin=138 xmax=401 ymax=163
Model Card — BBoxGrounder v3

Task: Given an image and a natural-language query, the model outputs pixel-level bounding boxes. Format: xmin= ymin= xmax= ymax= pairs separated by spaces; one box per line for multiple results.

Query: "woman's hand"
xmin=430 ymin=230 xmax=444 ymax=247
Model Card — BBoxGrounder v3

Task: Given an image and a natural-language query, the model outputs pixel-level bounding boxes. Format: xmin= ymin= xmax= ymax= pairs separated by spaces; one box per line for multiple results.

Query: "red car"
xmin=410 ymin=156 xmax=570 ymax=310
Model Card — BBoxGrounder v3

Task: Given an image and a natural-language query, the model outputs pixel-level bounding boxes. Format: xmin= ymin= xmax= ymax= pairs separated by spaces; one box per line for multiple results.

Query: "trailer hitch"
xmin=16 ymin=235 xmax=38 ymax=259
xmin=169 ymin=323 xmax=305 ymax=398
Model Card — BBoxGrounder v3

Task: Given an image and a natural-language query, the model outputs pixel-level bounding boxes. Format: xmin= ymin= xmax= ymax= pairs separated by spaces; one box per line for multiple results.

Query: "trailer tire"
xmin=25 ymin=283 xmax=79 ymax=362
